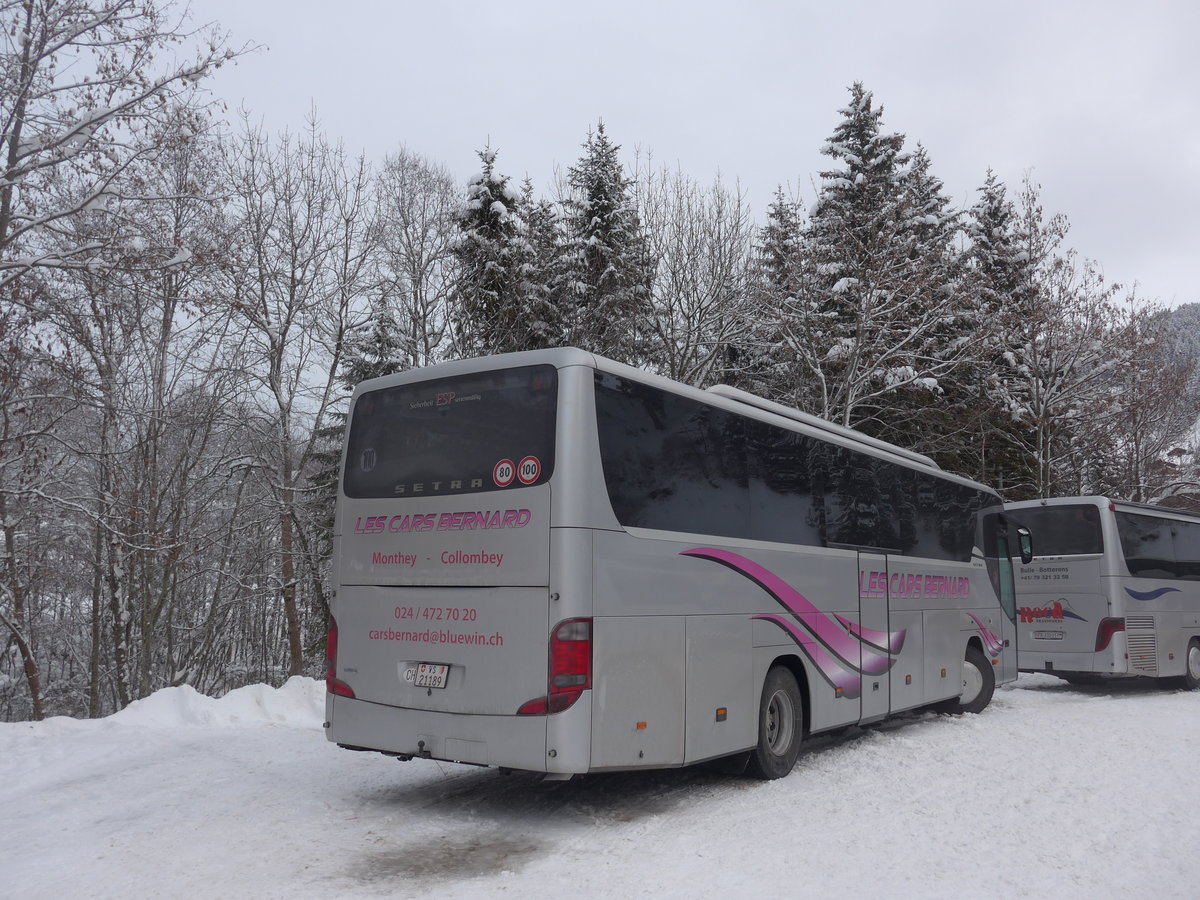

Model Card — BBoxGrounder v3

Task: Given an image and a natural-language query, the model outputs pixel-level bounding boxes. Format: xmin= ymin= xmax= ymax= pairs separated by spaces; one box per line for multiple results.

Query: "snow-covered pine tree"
xmin=782 ymin=83 xmax=965 ymax=436
xmin=961 ymin=169 xmax=1039 ymax=494
xmin=738 ymin=186 xmax=805 ymax=395
xmin=452 ymin=147 xmax=529 ymax=356
xmin=887 ymin=143 xmax=975 ymax=462
xmin=516 ymin=177 xmax=566 ymax=349
xmin=560 ymin=122 xmax=651 ymax=364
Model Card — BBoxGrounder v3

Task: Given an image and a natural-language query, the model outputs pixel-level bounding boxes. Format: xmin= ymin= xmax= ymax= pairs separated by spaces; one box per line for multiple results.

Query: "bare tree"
xmin=636 ymin=160 xmax=756 ymax=387
xmin=0 ymin=0 xmax=243 ymax=287
xmin=221 ymin=117 xmax=374 ymax=677
xmin=373 ymin=146 xmax=457 ymax=369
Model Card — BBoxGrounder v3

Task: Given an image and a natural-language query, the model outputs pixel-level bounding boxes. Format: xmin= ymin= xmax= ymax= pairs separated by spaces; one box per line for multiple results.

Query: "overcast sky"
xmin=191 ymin=0 xmax=1199 ymax=309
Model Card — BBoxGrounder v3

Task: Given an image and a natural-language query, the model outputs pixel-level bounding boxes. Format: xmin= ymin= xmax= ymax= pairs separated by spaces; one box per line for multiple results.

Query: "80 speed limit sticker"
xmin=492 ymin=458 xmax=515 ymax=487
xmin=517 ymin=455 xmax=541 ymax=484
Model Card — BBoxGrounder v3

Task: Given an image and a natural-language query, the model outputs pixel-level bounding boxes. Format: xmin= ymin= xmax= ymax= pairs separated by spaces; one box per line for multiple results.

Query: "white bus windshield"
xmin=343 ymin=364 xmax=557 ymax=499
xmin=1006 ymin=504 xmax=1103 ymax=556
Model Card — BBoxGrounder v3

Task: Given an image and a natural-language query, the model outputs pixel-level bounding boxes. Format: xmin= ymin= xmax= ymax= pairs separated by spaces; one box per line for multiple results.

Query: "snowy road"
xmin=3 ymin=675 xmax=1198 ymax=899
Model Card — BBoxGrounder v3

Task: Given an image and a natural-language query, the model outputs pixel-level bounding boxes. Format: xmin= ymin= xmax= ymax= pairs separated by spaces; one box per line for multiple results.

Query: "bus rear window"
xmin=1006 ymin=505 xmax=1103 ymax=556
xmin=343 ymin=365 xmax=557 ymax=499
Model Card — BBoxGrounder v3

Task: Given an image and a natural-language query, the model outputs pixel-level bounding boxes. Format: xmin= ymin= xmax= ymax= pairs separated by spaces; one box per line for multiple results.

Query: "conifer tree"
xmin=890 ymin=144 xmax=975 ymax=463
xmin=515 ymin=177 xmax=566 ymax=349
xmin=962 ymin=170 xmax=1038 ymax=493
xmin=452 ymin=147 xmax=528 ymax=355
xmin=781 ymin=84 xmax=965 ymax=435
xmin=739 ymin=186 xmax=804 ymax=393
xmin=560 ymin=122 xmax=651 ymax=363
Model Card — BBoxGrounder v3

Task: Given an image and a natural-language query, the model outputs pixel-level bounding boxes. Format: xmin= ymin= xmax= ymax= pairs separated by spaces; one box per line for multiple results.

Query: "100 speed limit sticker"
xmin=492 ymin=455 xmax=542 ymax=487
xmin=517 ymin=456 xmax=541 ymax=484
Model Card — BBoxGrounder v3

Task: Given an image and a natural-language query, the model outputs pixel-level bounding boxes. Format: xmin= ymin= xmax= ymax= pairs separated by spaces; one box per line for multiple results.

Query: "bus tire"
xmin=944 ymin=644 xmax=995 ymax=715
xmin=1184 ymin=639 xmax=1200 ymax=691
xmin=747 ymin=666 xmax=803 ymax=780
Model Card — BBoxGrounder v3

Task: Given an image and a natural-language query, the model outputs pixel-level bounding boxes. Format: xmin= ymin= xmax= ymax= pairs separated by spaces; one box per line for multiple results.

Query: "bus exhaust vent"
xmin=1125 ymin=615 xmax=1158 ymax=675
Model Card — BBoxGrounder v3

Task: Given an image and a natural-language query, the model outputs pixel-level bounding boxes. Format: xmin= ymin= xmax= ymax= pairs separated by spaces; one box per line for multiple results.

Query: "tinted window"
xmin=1007 ymin=505 xmax=1103 ymax=557
xmin=344 ymin=365 xmax=557 ymax=498
xmin=746 ymin=419 xmax=824 ymax=546
xmin=1116 ymin=513 xmax=1176 ymax=577
xmin=594 ymin=372 xmax=994 ymax=562
xmin=1171 ymin=520 xmax=1200 ymax=581
xmin=593 ymin=372 xmax=748 ymax=539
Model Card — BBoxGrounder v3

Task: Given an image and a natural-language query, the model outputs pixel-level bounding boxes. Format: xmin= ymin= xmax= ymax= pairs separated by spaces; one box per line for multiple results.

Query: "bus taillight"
xmin=1095 ymin=617 xmax=1126 ymax=652
xmin=517 ymin=617 xmax=592 ymax=715
xmin=325 ymin=618 xmax=356 ymax=698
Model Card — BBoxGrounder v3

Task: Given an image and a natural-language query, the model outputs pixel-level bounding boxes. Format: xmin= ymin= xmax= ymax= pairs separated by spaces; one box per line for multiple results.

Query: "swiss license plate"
xmin=1032 ymin=631 xmax=1064 ymax=641
xmin=414 ymin=663 xmax=449 ymax=689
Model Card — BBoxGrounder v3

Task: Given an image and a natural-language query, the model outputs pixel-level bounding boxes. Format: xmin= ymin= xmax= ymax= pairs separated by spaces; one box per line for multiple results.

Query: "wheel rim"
xmin=764 ymin=689 xmax=796 ymax=755
xmin=1188 ymin=644 xmax=1200 ymax=681
xmin=960 ymin=659 xmax=984 ymax=705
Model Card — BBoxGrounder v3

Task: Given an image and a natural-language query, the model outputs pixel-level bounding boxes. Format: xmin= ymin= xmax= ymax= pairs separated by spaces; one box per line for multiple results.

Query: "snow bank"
xmin=111 ymin=676 xmax=325 ymax=729
xmin=1 ymin=677 xmax=325 ymax=735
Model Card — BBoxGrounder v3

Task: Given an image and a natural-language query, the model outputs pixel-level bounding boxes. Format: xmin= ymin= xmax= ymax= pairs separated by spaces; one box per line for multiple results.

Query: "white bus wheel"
xmin=747 ymin=666 xmax=804 ymax=780
xmin=1185 ymin=639 xmax=1200 ymax=691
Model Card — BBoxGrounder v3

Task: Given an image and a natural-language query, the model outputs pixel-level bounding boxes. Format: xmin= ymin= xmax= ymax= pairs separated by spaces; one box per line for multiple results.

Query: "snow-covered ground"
xmin=3 ymin=675 xmax=1198 ymax=899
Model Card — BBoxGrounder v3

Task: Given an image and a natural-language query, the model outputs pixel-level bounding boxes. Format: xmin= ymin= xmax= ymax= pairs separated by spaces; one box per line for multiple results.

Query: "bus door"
xmin=858 ymin=552 xmax=891 ymax=723
xmin=993 ymin=527 xmax=1019 ymax=683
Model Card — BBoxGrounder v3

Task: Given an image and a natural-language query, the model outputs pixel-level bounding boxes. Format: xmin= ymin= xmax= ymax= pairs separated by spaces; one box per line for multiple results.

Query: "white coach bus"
xmin=325 ymin=348 xmax=1028 ymax=779
xmin=1006 ymin=496 xmax=1200 ymax=689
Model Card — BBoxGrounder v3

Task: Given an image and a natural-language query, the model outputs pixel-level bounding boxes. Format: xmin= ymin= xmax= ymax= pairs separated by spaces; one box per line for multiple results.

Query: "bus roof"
xmin=1006 ymin=495 xmax=1200 ymax=522
xmin=350 ymin=347 xmax=997 ymax=498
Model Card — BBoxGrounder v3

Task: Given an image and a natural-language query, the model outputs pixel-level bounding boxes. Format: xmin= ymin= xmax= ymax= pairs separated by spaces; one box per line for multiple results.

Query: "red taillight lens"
xmin=325 ymin=618 xmax=356 ymax=698
xmin=1095 ymin=617 xmax=1125 ymax=652
xmin=517 ymin=617 xmax=592 ymax=715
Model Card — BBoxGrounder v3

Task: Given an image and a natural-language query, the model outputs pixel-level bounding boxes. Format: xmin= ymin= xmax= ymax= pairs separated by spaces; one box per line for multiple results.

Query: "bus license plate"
xmin=414 ymin=663 xmax=449 ymax=689
xmin=1032 ymin=631 xmax=1064 ymax=641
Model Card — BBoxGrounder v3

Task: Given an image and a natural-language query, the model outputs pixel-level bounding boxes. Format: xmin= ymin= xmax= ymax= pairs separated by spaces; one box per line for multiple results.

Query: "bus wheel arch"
xmin=747 ymin=659 xmax=807 ymax=780
xmin=940 ymin=639 xmax=995 ymax=715
xmin=1184 ymin=637 xmax=1200 ymax=691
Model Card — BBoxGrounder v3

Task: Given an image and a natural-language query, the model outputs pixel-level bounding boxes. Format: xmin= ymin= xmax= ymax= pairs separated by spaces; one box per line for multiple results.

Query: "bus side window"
xmin=1172 ymin=520 xmax=1200 ymax=580
xmin=1116 ymin=513 xmax=1178 ymax=578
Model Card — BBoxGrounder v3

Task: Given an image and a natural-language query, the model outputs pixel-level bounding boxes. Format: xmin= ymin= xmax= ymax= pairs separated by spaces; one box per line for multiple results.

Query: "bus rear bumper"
xmin=324 ymin=692 xmax=592 ymax=775
xmin=1017 ymin=648 xmax=1126 ymax=676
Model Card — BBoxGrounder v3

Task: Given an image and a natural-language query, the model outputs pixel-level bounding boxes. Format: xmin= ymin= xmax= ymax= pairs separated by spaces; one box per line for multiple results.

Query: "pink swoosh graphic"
xmin=682 ymin=547 xmax=892 ymax=673
xmin=754 ymin=614 xmax=862 ymax=699
xmin=965 ymin=612 xmax=1005 ymax=657
xmin=835 ymin=614 xmax=907 ymax=654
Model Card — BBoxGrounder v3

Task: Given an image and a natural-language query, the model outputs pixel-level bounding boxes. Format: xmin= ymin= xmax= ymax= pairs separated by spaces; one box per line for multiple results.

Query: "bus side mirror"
xmin=1016 ymin=525 xmax=1033 ymax=564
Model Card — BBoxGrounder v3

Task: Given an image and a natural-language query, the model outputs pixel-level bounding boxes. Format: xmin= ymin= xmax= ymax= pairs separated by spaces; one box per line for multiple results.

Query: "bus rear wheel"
xmin=942 ymin=644 xmax=995 ymax=714
xmin=747 ymin=666 xmax=803 ymax=780
xmin=1184 ymin=639 xmax=1200 ymax=691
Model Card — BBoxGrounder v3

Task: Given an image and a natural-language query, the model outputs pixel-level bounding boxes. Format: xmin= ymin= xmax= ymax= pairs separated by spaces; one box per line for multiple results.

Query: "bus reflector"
xmin=325 ymin=619 xmax=356 ymax=698
xmin=517 ymin=617 xmax=592 ymax=715
xmin=1095 ymin=617 xmax=1126 ymax=652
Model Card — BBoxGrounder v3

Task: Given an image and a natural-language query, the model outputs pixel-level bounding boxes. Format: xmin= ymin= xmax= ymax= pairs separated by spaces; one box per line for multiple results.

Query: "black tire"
xmin=747 ymin=666 xmax=804 ymax=780
xmin=1184 ymin=638 xmax=1200 ymax=691
xmin=944 ymin=644 xmax=995 ymax=715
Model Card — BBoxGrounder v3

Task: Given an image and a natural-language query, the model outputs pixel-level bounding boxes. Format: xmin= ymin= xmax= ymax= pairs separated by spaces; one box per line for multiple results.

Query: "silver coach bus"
xmin=1006 ymin=496 xmax=1200 ymax=689
xmin=324 ymin=348 xmax=1027 ymax=779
